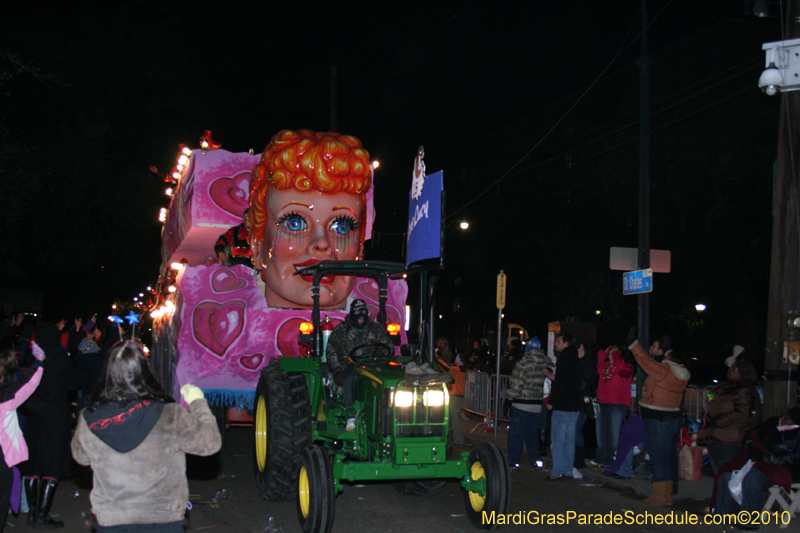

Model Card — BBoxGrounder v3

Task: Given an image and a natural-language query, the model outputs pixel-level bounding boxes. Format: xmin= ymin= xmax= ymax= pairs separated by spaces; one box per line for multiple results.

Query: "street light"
xmin=695 ymin=303 xmax=706 ymax=312
xmin=445 ymin=219 xmax=469 ymax=232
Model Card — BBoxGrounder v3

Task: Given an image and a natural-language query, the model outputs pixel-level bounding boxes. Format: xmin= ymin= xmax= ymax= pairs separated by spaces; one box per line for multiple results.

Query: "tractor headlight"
xmin=423 ymin=390 xmax=445 ymax=407
xmin=394 ymin=390 xmax=414 ymax=407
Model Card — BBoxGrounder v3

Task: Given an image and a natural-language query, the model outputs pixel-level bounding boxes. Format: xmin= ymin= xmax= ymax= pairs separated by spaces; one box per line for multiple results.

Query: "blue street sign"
xmin=623 ymin=269 xmax=653 ymax=295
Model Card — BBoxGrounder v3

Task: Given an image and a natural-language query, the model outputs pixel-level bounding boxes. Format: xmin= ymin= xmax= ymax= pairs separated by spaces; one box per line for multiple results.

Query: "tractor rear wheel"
xmin=253 ymin=363 xmax=312 ymax=501
xmin=463 ymin=443 xmax=511 ymax=529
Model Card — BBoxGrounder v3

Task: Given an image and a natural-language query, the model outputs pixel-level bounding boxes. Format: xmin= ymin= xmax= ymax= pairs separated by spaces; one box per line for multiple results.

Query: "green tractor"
xmin=252 ymin=260 xmax=510 ymax=532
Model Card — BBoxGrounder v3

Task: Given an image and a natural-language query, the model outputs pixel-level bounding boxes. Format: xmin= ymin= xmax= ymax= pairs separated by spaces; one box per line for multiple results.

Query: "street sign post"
xmin=494 ymin=270 xmax=506 ymax=440
xmin=610 ymin=247 xmax=671 ymax=273
xmin=623 ymin=269 xmax=653 ymax=295
xmin=496 ymin=271 xmax=506 ymax=309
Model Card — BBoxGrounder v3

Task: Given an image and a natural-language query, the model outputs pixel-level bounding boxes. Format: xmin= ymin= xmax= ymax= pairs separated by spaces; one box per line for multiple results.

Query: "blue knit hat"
xmin=525 ymin=336 xmax=541 ymax=351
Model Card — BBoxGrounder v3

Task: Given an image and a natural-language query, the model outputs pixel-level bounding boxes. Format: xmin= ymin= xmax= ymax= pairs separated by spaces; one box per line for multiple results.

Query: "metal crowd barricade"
xmin=463 ymin=371 xmax=512 ymax=433
xmin=462 ymin=370 xmax=489 ymax=417
xmin=493 ymin=374 xmax=511 ymax=421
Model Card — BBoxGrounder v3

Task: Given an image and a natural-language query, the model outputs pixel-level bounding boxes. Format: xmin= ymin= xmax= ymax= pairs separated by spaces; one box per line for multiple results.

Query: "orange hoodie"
xmin=438 ymin=359 xmax=466 ymax=397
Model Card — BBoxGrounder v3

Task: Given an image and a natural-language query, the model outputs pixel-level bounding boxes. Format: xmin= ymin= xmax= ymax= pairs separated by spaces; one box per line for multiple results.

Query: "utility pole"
xmin=764 ymin=0 xmax=800 ymax=417
xmin=636 ymin=0 xmax=651 ymax=400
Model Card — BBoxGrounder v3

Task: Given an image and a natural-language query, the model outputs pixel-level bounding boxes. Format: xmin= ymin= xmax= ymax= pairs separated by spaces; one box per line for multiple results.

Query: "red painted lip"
xmin=294 ymin=259 xmax=335 ymax=284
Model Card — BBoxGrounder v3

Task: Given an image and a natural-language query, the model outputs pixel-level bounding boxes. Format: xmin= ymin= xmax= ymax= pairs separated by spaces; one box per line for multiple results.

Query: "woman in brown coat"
xmin=697 ymin=359 xmax=761 ymax=475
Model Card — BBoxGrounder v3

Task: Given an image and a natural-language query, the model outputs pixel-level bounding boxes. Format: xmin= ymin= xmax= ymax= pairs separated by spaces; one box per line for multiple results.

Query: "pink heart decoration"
xmin=209 ymin=171 xmax=251 ymax=216
xmin=192 ymin=300 xmax=246 ymax=357
xmin=276 ymin=318 xmax=307 ymax=357
xmin=357 ymin=280 xmax=380 ymax=301
xmin=239 ymin=353 xmax=264 ymax=371
xmin=211 ymin=269 xmax=248 ymax=293
xmin=276 ymin=317 xmax=343 ymax=356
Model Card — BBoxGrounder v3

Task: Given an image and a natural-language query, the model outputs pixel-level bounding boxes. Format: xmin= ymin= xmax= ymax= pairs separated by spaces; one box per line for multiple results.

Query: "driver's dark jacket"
xmin=326 ymin=316 xmax=392 ymax=375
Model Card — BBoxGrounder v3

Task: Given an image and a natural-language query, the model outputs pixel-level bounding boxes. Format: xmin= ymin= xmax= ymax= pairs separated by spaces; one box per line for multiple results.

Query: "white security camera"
xmin=759 ymin=39 xmax=800 ymax=96
xmin=759 ymin=62 xmax=783 ymax=96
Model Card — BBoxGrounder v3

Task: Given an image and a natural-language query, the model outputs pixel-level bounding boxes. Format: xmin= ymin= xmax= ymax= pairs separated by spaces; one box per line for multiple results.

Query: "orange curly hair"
xmin=249 ymin=129 xmax=372 ymax=241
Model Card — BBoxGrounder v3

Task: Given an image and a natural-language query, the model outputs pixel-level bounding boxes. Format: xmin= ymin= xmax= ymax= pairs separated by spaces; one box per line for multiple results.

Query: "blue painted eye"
xmin=330 ymin=216 xmax=357 ymax=236
xmin=279 ymin=213 xmax=307 ymax=232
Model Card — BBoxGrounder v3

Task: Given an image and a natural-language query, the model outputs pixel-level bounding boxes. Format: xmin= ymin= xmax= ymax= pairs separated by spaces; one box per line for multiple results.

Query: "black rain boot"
xmin=33 ymin=478 xmax=64 ymax=529
xmin=24 ymin=477 xmax=39 ymax=526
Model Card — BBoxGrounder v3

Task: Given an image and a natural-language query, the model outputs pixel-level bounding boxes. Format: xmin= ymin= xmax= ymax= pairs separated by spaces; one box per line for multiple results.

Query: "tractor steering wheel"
xmin=350 ymin=341 xmax=394 ymax=362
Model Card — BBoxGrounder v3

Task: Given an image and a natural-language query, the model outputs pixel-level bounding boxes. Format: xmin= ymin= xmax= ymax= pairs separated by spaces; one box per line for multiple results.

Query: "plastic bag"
xmin=680 ymin=446 xmax=703 ymax=481
xmin=727 ymin=459 xmax=755 ymax=504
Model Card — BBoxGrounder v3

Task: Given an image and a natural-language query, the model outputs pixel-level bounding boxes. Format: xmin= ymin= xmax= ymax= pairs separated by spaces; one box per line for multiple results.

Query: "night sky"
xmin=0 ymin=1 xmax=783 ymax=363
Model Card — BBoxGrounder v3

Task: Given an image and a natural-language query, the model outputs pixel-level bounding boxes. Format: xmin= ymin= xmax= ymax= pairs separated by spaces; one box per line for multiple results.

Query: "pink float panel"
xmin=162 ymin=149 xmax=260 ymax=268
xmin=172 ymin=264 xmax=408 ymax=395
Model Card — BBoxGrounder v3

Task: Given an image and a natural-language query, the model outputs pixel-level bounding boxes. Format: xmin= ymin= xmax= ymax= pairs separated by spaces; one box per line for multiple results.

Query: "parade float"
xmin=150 ymin=131 xmax=408 ymax=424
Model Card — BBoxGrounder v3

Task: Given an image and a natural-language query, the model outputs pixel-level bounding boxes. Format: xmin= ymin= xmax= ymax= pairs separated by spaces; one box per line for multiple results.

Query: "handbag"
xmin=582 ymin=395 xmax=600 ymax=419
xmin=727 ymin=459 xmax=755 ymax=504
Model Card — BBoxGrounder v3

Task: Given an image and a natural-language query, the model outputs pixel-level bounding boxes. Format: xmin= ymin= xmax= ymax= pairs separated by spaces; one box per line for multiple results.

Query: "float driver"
xmin=326 ymin=299 xmax=393 ymax=430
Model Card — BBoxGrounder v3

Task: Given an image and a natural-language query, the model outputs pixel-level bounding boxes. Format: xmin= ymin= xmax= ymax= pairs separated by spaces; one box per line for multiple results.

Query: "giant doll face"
xmin=257 ymin=186 xmax=363 ymax=309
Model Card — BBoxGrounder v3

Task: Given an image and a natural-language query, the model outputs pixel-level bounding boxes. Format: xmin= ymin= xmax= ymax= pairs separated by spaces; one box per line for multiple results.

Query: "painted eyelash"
xmin=277 ymin=211 xmax=308 ymax=231
xmin=330 ymin=215 xmax=359 ymax=235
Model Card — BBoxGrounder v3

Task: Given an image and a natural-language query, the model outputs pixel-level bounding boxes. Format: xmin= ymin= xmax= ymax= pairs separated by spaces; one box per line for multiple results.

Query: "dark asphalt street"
xmin=12 ymin=416 xmax=795 ymax=533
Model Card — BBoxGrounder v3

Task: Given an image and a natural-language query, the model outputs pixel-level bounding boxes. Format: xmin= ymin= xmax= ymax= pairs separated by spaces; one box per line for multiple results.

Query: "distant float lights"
xmin=165 ymin=187 xmax=173 ymax=196
xmin=371 ymin=160 xmax=380 ymax=169
xmin=199 ymin=130 xmax=221 ymax=150
xmin=159 ymin=207 xmax=168 ymax=222
xmin=152 ymin=299 xmax=176 ymax=319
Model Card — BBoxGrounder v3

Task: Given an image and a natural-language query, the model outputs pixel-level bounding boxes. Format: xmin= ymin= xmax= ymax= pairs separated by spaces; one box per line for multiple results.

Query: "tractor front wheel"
xmin=297 ymin=445 xmax=336 ymax=533
xmin=463 ymin=443 xmax=511 ymax=529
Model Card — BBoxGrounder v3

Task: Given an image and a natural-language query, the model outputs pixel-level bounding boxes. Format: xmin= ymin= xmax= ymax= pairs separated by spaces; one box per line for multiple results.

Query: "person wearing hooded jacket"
xmin=698 ymin=358 xmax=762 ymax=475
xmin=326 ymin=299 xmax=393 ymax=430
xmin=0 ymin=345 xmax=44 ymax=533
xmin=71 ymin=341 xmax=221 ymax=531
xmin=629 ymin=340 xmax=690 ymax=506
xmin=596 ymin=345 xmax=635 ymax=466
xmin=505 ymin=337 xmax=547 ymax=469
xmin=437 ymin=355 xmax=467 ymax=450
xmin=19 ymin=323 xmax=78 ymax=528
